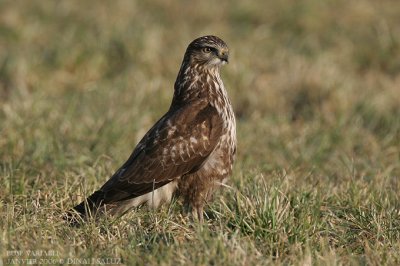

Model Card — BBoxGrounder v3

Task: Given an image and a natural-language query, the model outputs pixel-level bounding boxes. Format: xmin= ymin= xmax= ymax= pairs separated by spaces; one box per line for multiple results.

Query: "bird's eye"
xmin=202 ymin=47 xmax=212 ymax=53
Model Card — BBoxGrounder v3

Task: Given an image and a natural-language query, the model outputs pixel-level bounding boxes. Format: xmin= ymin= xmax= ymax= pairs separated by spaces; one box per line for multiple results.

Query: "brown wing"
xmin=99 ymin=100 xmax=223 ymax=203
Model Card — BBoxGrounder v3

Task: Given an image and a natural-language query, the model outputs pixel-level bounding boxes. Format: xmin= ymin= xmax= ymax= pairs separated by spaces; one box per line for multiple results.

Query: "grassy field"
xmin=1 ymin=0 xmax=400 ymax=265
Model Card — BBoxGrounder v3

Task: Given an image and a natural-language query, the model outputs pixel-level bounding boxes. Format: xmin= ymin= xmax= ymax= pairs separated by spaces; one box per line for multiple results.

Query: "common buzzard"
xmin=66 ymin=35 xmax=236 ymax=223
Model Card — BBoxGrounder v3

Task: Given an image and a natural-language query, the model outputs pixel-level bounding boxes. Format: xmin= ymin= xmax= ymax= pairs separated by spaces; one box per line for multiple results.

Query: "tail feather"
xmin=64 ymin=190 xmax=105 ymax=226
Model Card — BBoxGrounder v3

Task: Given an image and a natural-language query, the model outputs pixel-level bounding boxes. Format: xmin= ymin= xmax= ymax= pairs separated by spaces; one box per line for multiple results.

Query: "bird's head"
xmin=184 ymin=35 xmax=229 ymax=68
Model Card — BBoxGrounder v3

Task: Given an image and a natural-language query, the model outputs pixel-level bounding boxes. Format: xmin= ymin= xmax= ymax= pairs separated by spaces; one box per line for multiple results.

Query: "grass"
xmin=1 ymin=0 xmax=400 ymax=265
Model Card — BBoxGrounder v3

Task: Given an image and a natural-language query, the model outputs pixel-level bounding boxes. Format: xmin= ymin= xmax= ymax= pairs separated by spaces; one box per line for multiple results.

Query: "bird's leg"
xmin=194 ymin=205 xmax=204 ymax=223
xmin=183 ymin=202 xmax=191 ymax=216
xmin=183 ymin=201 xmax=204 ymax=223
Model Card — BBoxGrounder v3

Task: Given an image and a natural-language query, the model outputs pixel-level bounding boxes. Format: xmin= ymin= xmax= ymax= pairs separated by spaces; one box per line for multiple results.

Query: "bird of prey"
xmin=66 ymin=35 xmax=236 ymax=223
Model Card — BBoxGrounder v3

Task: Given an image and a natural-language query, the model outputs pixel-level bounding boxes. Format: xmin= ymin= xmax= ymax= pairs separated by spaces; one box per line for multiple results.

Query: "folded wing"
xmin=99 ymin=100 xmax=224 ymax=203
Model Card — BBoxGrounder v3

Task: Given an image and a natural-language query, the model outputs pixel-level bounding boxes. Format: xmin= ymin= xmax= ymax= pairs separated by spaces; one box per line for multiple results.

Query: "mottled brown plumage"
xmin=66 ymin=35 xmax=236 ymax=224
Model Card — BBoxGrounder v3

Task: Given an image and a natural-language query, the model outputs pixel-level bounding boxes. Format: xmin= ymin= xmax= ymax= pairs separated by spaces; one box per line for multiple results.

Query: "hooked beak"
xmin=218 ymin=50 xmax=229 ymax=63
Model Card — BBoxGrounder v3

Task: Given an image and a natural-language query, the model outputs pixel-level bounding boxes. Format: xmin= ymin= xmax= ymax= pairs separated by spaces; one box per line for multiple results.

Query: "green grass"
xmin=1 ymin=0 xmax=400 ymax=265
